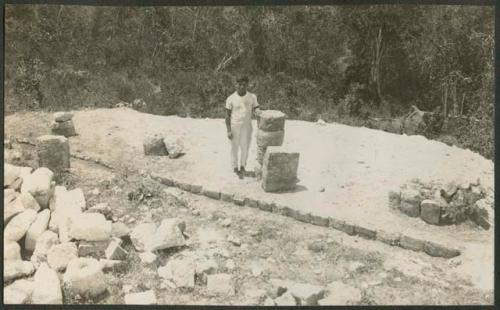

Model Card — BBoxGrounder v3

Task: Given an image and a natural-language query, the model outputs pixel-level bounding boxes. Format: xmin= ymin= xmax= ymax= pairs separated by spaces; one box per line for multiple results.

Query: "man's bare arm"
xmin=225 ymin=109 xmax=233 ymax=139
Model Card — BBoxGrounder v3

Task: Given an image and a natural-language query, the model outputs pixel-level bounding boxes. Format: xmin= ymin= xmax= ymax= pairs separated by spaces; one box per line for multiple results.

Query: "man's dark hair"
xmin=236 ymin=75 xmax=249 ymax=83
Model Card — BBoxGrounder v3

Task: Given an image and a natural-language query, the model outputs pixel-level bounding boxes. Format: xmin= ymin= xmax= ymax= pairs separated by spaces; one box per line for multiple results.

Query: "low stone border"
xmin=148 ymin=172 xmax=462 ymax=259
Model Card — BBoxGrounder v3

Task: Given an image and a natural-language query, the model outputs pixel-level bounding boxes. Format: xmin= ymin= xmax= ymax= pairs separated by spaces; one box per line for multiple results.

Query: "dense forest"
xmin=4 ymin=5 xmax=494 ymax=158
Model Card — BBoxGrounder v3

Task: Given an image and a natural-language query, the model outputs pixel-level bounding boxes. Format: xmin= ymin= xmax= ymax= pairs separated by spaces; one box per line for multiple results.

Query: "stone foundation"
xmin=261 ymin=146 xmax=299 ymax=193
xmin=36 ymin=135 xmax=70 ymax=172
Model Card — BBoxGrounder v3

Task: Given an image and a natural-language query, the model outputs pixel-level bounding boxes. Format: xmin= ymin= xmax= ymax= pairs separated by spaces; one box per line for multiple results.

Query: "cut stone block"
xmin=233 ymin=195 xmax=245 ymax=206
xmin=310 ymin=214 xmax=329 ymax=227
xmin=4 ymin=261 xmax=35 ymax=283
xmin=4 ymin=279 xmax=35 ymax=304
xmin=399 ymin=235 xmax=425 ymax=252
xmin=288 ymin=282 xmax=326 ymax=306
xmin=36 ymin=135 xmax=70 ymax=172
xmin=158 ymin=258 xmax=195 ymax=289
xmin=423 ymin=241 xmax=460 ymax=258
xmin=256 ymin=130 xmax=285 ymax=148
xmin=78 ymin=240 xmax=109 ymax=258
xmin=143 ymin=134 xmax=167 ymax=156
xmin=262 ymin=146 xmax=299 ymax=193
xmin=353 ymin=226 xmax=377 ymax=240
xmin=202 ymin=188 xmax=221 ymax=200
xmin=190 ymin=184 xmax=203 ymax=194
xmin=105 ymin=238 xmax=128 ymax=260
xmin=163 ymin=136 xmax=184 ymax=159
xmin=69 ymin=213 xmax=111 ymax=241
xmin=53 ymin=111 xmax=74 ymax=122
xmin=258 ymin=110 xmax=286 ymax=131
xmin=244 ymin=198 xmax=259 ymax=208
xmin=221 ymin=192 xmax=234 ymax=202
xmin=376 ymin=231 xmax=401 ymax=246
xmin=148 ymin=218 xmax=186 ymax=251
xmin=400 ymin=201 xmax=420 ymax=217
xmin=420 ymin=200 xmax=441 ymax=225
xmin=50 ymin=120 xmax=77 ymax=137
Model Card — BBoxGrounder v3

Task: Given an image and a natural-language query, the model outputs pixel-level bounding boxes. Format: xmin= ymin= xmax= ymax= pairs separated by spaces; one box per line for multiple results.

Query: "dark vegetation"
xmin=4 ymin=5 xmax=494 ymax=159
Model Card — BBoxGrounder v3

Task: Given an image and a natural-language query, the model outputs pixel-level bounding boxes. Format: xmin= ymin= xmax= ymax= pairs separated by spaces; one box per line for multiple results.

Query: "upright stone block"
xmin=420 ymin=200 xmax=441 ymax=225
xmin=143 ymin=134 xmax=167 ymax=156
xmin=258 ymin=110 xmax=286 ymax=132
xmin=50 ymin=120 xmax=76 ymax=137
xmin=262 ymin=146 xmax=299 ymax=193
xmin=36 ymin=135 xmax=70 ymax=172
xmin=256 ymin=130 xmax=285 ymax=148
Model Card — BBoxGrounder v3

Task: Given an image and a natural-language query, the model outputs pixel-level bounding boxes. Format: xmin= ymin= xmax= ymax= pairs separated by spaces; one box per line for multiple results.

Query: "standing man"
xmin=225 ymin=75 xmax=261 ymax=178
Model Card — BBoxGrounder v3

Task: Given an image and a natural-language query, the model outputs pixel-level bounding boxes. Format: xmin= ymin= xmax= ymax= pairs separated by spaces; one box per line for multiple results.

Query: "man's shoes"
xmin=234 ymin=167 xmax=244 ymax=179
xmin=240 ymin=166 xmax=246 ymax=176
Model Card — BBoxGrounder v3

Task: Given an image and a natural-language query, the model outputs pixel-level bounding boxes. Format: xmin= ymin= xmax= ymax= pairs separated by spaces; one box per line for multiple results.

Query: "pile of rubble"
xmin=4 ymin=163 xmax=130 ymax=304
xmin=389 ymin=178 xmax=493 ymax=230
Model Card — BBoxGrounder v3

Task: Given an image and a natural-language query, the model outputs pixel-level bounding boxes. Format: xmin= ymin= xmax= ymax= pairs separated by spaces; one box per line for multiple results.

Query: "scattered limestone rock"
xmin=36 ymin=135 xmax=70 ymax=172
xmin=21 ymin=167 xmax=54 ymax=209
xmin=158 ymin=257 xmax=195 ymax=289
xmin=111 ymin=222 xmax=130 ymax=239
xmin=124 ymin=290 xmax=157 ymax=305
xmin=4 ymin=261 xmax=35 ymax=283
xmin=99 ymin=259 xmax=125 ymax=271
xmin=63 ymin=257 xmax=107 ymax=298
xmin=163 ymin=136 xmax=184 ymax=158
xmin=4 ymin=193 xmax=24 ymax=224
xmin=47 ymin=242 xmax=78 ymax=271
xmin=4 ymin=241 xmax=22 ymax=261
xmin=5 ymin=163 xmax=22 ymax=188
xmin=148 ymin=218 xmax=186 ymax=251
xmin=264 ymin=297 xmax=276 ymax=306
xmin=4 ymin=278 xmax=34 ymax=304
xmin=130 ymin=222 xmax=157 ymax=252
xmin=207 ymin=273 xmax=235 ymax=296
xmin=4 ymin=209 xmax=38 ymax=242
xmin=143 ymin=134 xmax=167 ymax=156
xmin=69 ymin=213 xmax=111 ymax=241
xmin=288 ymin=282 xmax=326 ymax=305
xmin=139 ymin=252 xmax=157 ymax=264
xmin=318 ymin=281 xmax=362 ymax=305
xmin=31 ymin=263 xmax=63 ymax=304
xmin=25 ymin=209 xmax=51 ymax=251
xmin=274 ymin=291 xmax=297 ymax=306
xmin=31 ymin=230 xmax=59 ymax=267
xmin=13 ymin=192 xmax=41 ymax=212
xmin=86 ymin=202 xmax=112 ymax=218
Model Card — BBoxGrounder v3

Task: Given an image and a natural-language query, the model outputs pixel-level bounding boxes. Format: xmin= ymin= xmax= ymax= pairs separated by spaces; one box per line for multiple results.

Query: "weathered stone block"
xmin=388 ymin=190 xmax=401 ymax=209
xmin=399 ymin=235 xmax=425 ymax=252
xmin=221 ymin=192 xmax=234 ymax=202
xmin=202 ymin=188 xmax=221 ymax=200
xmin=262 ymin=147 xmax=299 ymax=192
xmin=78 ymin=240 xmax=109 ymax=257
xmin=400 ymin=201 xmax=420 ymax=217
xmin=257 ymin=200 xmax=273 ymax=212
xmin=310 ymin=214 xmax=329 ymax=227
xmin=36 ymin=135 xmax=70 ymax=172
xmin=163 ymin=136 xmax=184 ymax=159
xmin=258 ymin=110 xmax=286 ymax=132
xmin=257 ymin=130 xmax=285 ymax=148
xmin=143 ymin=135 xmax=167 ymax=156
xmin=232 ymin=195 xmax=245 ymax=206
xmin=50 ymin=120 xmax=76 ymax=137
xmin=423 ymin=241 xmax=460 ymax=258
xmin=353 ymin=226 xmax=377 ymax=240
xmin=190 ymin=184 xmax=203 ymax=194
xmin=244 ymin=197 xmax=259 ymax=208
xmin=420 ymin=200 xmax=441 ymax=225
xmin=178 ymin=182 xmax=192 ymax=192
xmin=105 ymin=237 xmax=128 ymax=260
xmin=376 ymin=231 xmax=400 ymax=246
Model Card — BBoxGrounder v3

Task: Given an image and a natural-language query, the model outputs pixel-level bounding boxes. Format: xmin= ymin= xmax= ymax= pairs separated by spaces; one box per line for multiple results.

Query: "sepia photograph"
xmin=3 ymin=3 xmax=495 ymax=306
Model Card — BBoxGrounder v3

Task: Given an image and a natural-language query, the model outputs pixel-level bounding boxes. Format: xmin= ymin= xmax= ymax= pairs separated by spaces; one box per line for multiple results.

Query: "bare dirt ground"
xmin=4 ymin=108 xmax=494 ymax=304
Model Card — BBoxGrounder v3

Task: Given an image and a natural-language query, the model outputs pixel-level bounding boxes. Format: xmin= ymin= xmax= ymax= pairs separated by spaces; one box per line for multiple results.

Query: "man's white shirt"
xmin=225 ymin=91 xmax=259 ymax=125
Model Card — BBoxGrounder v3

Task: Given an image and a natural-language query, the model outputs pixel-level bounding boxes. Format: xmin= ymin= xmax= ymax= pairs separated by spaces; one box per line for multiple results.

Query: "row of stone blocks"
xmin=149 ymin=172 xmax=461 ymax=259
